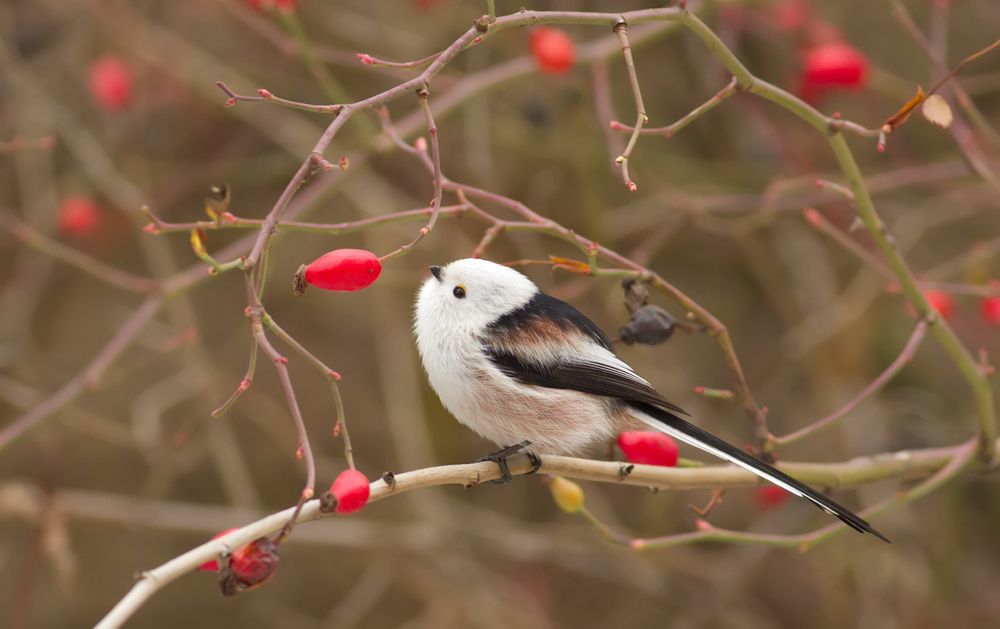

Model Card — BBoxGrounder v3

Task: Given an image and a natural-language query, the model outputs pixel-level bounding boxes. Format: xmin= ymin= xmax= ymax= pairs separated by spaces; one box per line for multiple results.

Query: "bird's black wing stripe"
xmin=635 ymin=403 xmax=890 ymax=542
xmin=489 ymin=292 xmax=614 ymax=351
xmin=487 ymin=349 xmax=689 ymax=416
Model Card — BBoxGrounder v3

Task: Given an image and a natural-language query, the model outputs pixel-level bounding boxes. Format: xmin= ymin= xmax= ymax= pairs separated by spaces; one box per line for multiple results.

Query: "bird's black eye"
xmin=453 ymin=285 xmax=466 ymax=299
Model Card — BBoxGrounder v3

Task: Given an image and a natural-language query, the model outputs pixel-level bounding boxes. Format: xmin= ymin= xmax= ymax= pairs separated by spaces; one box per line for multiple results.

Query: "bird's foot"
xmin=476 ymin=440 xmax=538 ymax=484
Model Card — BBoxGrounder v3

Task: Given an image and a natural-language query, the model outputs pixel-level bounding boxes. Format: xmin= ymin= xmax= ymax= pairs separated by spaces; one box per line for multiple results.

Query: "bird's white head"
xmin=414 ymin=258 xmax=538 ymax=336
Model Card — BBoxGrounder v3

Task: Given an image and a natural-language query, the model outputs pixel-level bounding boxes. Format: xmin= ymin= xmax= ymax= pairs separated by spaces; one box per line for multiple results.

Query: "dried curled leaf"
xmin=547 ymin=256 xmax=591 ymax=274
xmin=883 ymin=86 xmax=925 ymax=133
xmin=921 ymin=94 xmax=953 ymax=128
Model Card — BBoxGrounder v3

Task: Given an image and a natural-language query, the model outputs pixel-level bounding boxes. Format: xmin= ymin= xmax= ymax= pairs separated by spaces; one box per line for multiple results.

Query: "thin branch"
xmin=215 ymin=81 xmax=341 ymax=114
xmin=3 ymin=215 xmax=156 ymax=294
xmin=378 ymin=86 xmax=443 ymax=263
xmin=611 ymin=76 xmax=738 ymax=138
xmin=0 ymin=296 xmax=164 ymax=451
xmin=773 ymin=320 xmax=931 ymax=446
xmin=260 ymin=313 xmax=355 ymax=469
xmin=143 ymin=204 xmax=469 ymax=235
xmin=95 ymin=439 xmax=993 ymax=628
xmin=0 ymin=135 xmax=55 ymax=153
xmin=612 ymin=21 xmax=647 ymax=192
xmin=248 ymin=317 xmax=315 ymax=541
xmin=210 ymin=336 xmax=258 ymax=418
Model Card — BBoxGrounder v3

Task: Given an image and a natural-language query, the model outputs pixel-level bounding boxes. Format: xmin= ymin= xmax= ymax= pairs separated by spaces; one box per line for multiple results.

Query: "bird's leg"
xmin=476 ymin=440 xmax=536 ymax=484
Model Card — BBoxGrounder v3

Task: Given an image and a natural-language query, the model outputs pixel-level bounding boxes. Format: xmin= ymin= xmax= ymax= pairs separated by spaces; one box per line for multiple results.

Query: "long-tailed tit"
xmin=414 ymin=258 xmax=888 ymax=541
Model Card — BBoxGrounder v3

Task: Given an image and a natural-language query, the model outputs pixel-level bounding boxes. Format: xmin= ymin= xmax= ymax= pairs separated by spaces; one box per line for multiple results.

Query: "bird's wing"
xmin=483 ymin=291 xmax=688 ymax=415
xmin=483 ymin=291 xmax=889 ymax=542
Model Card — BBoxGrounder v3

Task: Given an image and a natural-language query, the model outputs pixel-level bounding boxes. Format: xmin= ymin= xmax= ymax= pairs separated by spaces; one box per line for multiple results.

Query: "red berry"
xmin=329 ymin=469 xmax=371 ymax=514
xmin=530 ymin=27 xmax=575 ymax=75
xmin=617 ymin=431 xmax=679 ymax=467
xmin=799 ymin=42 xmax=869 ymax=102
xmin=924 ymin=290 xmax=955 ymax=321
xmin=755 ymin=485 xmax=790 ymax=510
xmin=243 ymin=0 xmax=297 ymax=10
xmin=198 ymin=528 xmax=239 ymax=572
xmin=57 ymin=196 xmax=101 ymax=235
xmin=980 ymin=296 xmax=1000 ymax=326
xmin=88 ymin=56 xmax=134 ymax=112
xmin=228 ymin=538 xmax=279 ymax=589
xmin=304 ymin=249 xmax=382 ymax=291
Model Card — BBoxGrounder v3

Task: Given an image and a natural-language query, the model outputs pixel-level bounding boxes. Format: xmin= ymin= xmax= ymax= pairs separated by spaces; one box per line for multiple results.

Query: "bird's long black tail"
xmin=633 ymin=403 xmax=890 ymax=543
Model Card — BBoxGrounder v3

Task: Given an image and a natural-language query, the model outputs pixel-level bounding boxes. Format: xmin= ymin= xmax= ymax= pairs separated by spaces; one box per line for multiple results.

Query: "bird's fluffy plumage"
xmin=414 ymin=258 xmax=888 ymax=541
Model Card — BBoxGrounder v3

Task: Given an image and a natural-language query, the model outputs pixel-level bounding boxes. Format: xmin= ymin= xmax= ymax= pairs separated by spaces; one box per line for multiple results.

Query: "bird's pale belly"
xmin=445 ymin=367 xmax=618 ymax=455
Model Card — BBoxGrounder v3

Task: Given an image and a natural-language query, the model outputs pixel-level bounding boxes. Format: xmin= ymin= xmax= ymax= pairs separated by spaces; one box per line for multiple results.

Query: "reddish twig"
xmin=215 ymin=81 xmax=342 ymax=114
xmin=612 ymin=21 xmax=647 ymax=192
xmin=773 ymin=319 xmax=931 ymax=446
xmin=611 ymin=77 xmax=739 ymax=138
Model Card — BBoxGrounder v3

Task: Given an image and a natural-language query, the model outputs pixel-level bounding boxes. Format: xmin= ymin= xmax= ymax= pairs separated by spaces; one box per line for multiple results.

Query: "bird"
xmin=413 ymin=258 xmax=889 ymax=542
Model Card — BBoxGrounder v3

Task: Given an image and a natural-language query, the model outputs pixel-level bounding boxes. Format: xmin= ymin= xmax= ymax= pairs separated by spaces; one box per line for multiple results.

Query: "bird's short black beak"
xmin=429 ymin=265 xmax=443 ymax=282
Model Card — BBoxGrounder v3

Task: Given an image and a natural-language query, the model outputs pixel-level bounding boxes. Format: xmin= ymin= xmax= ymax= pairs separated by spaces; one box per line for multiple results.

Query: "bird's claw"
xmin=476 ymin=440 xmax=537 ymax=484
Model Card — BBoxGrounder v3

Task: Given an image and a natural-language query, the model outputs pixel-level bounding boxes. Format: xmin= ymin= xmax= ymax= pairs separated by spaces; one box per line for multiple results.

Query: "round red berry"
xmin=198 ymin=528 xmax=239 ymax=572
xmin=980 ymin=296 xmax=1000 ymax=326
xmin=88 ymin=56 xmax=134 ymax=112
xmin=755 ymin=485 xmax=790 ymax=510
xmin=924 ymin=290 xmax=955 ymax=321
xmin=57 ymin=196 xmax=101 ymax=236
xmin=617 ymin=431 xmax=679 ymax=467
xmin=303 ymin=249 xmax=382 ymax=291
xmin=329 ymin=469 xmax=370 ymax=514
xmin=530 ymin=27 xmax=575 ymax=75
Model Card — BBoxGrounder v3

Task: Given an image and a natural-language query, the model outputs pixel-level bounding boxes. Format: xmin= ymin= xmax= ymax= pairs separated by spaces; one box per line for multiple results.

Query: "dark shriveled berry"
xmin=619 ymin=305 xmax=676 ymax=345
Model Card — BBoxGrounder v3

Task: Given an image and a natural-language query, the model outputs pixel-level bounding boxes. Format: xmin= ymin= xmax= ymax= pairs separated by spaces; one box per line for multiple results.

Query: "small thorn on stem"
xmin=295 ymin=445 xmax=304 ymax=461
xmin=257 ymin=88 xmax=273 ymax=99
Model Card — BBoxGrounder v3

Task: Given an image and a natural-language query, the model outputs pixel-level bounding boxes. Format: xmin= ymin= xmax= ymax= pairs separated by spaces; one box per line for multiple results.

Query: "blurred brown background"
xmin=1 ymin=0 xmax=999 ymax=627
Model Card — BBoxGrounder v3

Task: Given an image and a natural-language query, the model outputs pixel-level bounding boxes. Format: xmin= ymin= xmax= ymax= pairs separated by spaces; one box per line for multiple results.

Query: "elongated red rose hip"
xmin=303 ymin=249 xmax=382 ymax=291
xmin=617 ymin=431 xmax=679 ymax=467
